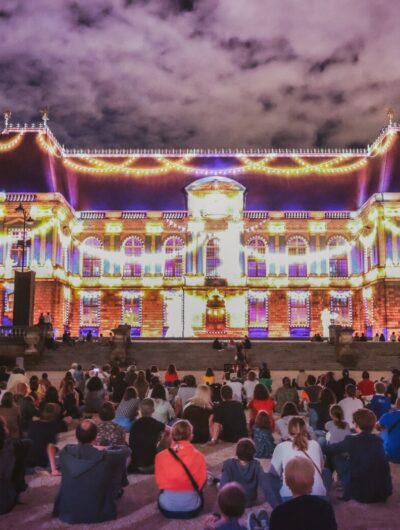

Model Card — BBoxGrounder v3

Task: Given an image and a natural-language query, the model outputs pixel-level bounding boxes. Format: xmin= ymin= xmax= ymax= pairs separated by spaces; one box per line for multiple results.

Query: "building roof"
xmin=1 ymin=123 xmax=400 ymax=212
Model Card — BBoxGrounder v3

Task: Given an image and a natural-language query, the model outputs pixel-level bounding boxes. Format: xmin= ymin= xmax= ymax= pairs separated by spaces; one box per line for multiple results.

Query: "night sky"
xmin=1 ymin=0 xmax=399 ymax=149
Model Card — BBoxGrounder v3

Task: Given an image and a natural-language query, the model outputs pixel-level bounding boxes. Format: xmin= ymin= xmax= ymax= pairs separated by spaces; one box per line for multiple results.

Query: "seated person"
xmin=368 ymin=382 xmax=391 ymax=420
xmin=267 ymin=457 xmax=337 ymax=530
xmin=209 ymin=385 xmax=248 ymax=444
xmin=114 ymin=386 xmax=140 ymax=431
xmin=155 ymin=420 xmax=206 ymax=519
xmin=26 ymin=403 xmax=60 ymax=475
xmin=220 ymin=438 xmax=266 ymax=507
xmin=252 ymin=411 xmax=275 ymax=458
xmin=53 ymin=419 xmax=130 ymax=523
xmin=274 ymin=377 xmax=299 ymax=413
xmin=377 ymin=397 xmax=400 ymax=463
xmin=204 ymin=482 xmax=249 ymax=530
xmin=95 ymin=402 xmax=126 ymax=446
xmin=328 ymin=408 xmax=392 ymax=503
xmin=183 ymin=384 xmax=214 ymax=443
xmin=128 ymin=398 xmax=166 ymax=473
xmin=356 ymin=371 xmax=375 ymax=399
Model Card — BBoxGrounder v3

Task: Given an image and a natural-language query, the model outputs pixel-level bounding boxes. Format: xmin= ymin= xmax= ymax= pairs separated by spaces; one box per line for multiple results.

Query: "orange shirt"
xmin=155 ymin=440 xmax=207 ymax=491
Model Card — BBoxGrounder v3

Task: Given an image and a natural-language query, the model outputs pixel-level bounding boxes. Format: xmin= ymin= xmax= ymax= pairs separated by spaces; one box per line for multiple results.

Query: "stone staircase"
xmin=26 ymin=340 xmax=400 ymax=372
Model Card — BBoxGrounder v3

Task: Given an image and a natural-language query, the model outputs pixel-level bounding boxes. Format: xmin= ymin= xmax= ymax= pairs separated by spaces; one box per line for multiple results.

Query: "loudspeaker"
xmin=13 ymin=270 xmax=36 ymax=326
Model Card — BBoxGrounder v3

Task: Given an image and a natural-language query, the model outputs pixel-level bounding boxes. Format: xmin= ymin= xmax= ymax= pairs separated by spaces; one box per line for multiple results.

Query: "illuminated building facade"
xmin=1 ymin=118 xmax=400 ymax=338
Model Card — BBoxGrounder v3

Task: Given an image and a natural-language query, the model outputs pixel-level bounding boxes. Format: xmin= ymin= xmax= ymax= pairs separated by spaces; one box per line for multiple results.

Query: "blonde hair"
xmin=189 ymin=384 xmax=213 ymax=409
xmin=288 ymin=417 xmax=309 ymax=451
xmin=285 ymin=457 xmax=314 ymax=495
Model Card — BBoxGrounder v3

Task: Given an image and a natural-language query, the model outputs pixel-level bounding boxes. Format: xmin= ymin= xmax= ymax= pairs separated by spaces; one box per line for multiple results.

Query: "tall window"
xmin=122 ymin=292 xmax=141 ymax=330
xmin=9 ymin=230 xmax=31 ymax=268
xmin=123 ymin=237 xmax=143 ymax=277
xmin=287 ymin=237 xmax=308 ymax=277
xmin=247 ymin=238 xmax=267 ymax=278
xmin=289 ymin=292 xmax=310 ymax=328
xmin=80 ymin=292 xmax=100 ymax=327
xmin=206 ymin=238 xmax=221 ymax=277
xmin=328 ymin=236 xmax=349 ymax=277
xmin=330 ymin=292 xmax=352 ymax=327
xmin=164 ymin=237 xmax=184 ymax=277
xmin=82 ymin=237 xmax=102 ymax=277
xmin=248 ymin=292 xmax=268 ymax=328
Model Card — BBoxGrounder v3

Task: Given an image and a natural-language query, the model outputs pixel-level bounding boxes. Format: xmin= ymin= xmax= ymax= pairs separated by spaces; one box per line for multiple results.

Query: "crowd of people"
xmin=0 ymin=361 xmax=399 ymax=529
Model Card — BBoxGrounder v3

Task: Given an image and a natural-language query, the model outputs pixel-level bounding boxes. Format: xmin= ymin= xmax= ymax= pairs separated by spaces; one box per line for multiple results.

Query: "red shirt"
xmin=165 ymin=372 xmax=178 ymax=383
xmin=155 ymin=441 xmax=207 ymax=491
xmin=249 ymin=398 xmax=275 ymax=428
xmin=357 ymin=379 xmax=375 ymax=396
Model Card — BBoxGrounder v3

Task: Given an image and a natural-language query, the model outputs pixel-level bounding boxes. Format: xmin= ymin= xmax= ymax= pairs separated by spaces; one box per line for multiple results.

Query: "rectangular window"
xmin=122 ymin=292 xmax=142 ymax=330
xmin=80 ymin=292 xmax=100 ymax=327
xmin=330 ymin=292 xmax=352 ymax=327
xmin=9 ymin=229 xmax=31 ymax=268
xmin=248 ymin=293 xmax=268 ymax=327
xmin=289 ymin=292 xmax=310 ymax=328
xmin=2 ymin=284 xmax=14 ymax=326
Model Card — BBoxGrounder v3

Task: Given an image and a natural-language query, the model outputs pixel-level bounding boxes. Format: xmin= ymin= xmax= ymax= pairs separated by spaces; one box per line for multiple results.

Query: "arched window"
xmin=247 ymin=238 xmax=267 ymax=278
xmin=206 ymin=238 xmax=221 ymax=277
xmin=122 ymin=237 xmax=143 ymax=277
xmin=328 ymin=236 xmax=349 ymax=277
xmin=82 ymin=237 xmax=102 ymax=277
xmin=164 ymin=237 xmax=184 ymax=277
xmin=287 ymin=236 xmax=308 ymax=277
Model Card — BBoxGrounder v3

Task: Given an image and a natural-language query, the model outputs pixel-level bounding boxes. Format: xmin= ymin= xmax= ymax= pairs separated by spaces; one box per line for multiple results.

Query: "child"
xmin=253 ymin=411 xmax=275 ymax=458
xmin=368 ymin=382 xmax=391 ymax=420
xmin=325 ymin=405 xmax=351 ymax=444
xmin=220 ymin=438 xmax=266 ymax=506
xmin=204 ymin=482 xmax=248 ymax=530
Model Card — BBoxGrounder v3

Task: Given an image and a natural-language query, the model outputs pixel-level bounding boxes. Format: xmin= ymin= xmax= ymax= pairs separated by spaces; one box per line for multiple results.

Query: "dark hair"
xmin=76 ymin=419 xmax=98 ymax=444
xmin=183 ymin=375 xmax=197 ymax=387
xmin=221 ymin=385 xmax=233 ymax=400
xmin=253 ymin=383 xmax=269 ymax=400
xmin=319 ymin=388 xmax=336 ymax=406
xmin=281 ymin=401 xmax=299 ymax=418
xmin=375 ymin=382 xmax=386 ymax=394
xmin=40 ymin=403 xmax=59 ymax=422
xmin=150 ymin=365 xmax=158 ymax=373
xmin=218 ymin=482 xmax=246 ymax=518
xmin=255 ymin=410 xmax=272 ymax=430
xmin=123 ymin=387 xmax=137 ymax=401
xmin=362 ymin=370 xmax=370 ymax=380
xmin=41 ymin=373 xmax=48 ymax=379
xmin=87 ymin=376 xmax=103 ymax=392
xmin=306 ymin=375 xmax=316 ymax=386
xmin=236 ymin=438 xmax=256 ymax=461
xmin=44 ymin=386 xmax=60 ymax=404
xmin=137 ymin=370 xmax=146 ymax=383
xmin=345 ymin=384 xmax=356 ymax=398
xmin=167 ymin=364 xmax=176 ymax=375
xmin=353 ymin=408 xmax=376 ymax=432
xmin=330 ymin=405 xmax=346 ymax=429
xmin=152 ymin=384 xmax=166 ymax=400
xmin=205 ymin=367 xmax=214 ymax=377
xmin=99 ymin=402 xmax=116 ymax=421
xmin=1 ymin=392 xmax=13 ymax=408
xmin=282 ymin=377 xmax=291 ymax=386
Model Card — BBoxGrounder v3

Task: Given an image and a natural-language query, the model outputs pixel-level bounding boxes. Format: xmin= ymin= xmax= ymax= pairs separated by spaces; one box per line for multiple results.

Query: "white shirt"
xmin=227 ymin=381 xmax=243 ymax=402
xmin=338 ymin=396 xmax=364 ymax=426
xmin=270 ymin=440 xmax=326 ymax=498
xmin=152 ymin=399 xmax=175 ymax=424
xmin=243 ymin=380 xmax=258 ymax=401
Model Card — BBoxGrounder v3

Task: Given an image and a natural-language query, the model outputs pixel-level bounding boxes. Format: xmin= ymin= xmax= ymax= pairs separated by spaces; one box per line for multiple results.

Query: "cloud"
xmin=0 ymin=0 xmax=399 ymax=148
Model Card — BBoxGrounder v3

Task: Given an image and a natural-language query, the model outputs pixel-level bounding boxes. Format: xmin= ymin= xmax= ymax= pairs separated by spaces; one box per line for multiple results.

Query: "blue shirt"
xmin=369 ymin=394 xmax=391 ymax=420
xmin=379 ymin=410 xmax=400 ymax=461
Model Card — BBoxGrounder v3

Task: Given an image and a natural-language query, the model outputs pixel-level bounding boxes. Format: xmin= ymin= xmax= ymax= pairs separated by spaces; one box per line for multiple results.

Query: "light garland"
xmin=0 ymin=133 xmax=23 ymax=152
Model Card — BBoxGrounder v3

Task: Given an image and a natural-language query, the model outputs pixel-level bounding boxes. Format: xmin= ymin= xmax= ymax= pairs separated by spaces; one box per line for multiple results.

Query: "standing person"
xmin=243 ymin=335 xmax=252 ymax=350
xmin=252 ymin=411 xmax=275 ymax=459
xmin=338 ymin=384 xmax=364 ymax=427
xmin=243 ymin=370 xmax=258 ymax=404
xmin=336 ymin=369 xmax=356 ymax=400
xmin=328 ymin=409 xmax=392 ymax=503
xmin=390 ymin=331 xmax=397 ymax=342
xmin=183 ymin=385 xmax=214 ymax=443
xmin=53 ymin=419 xmax=130 ymax=524
xmin=377 ymin=398 xmax=400 ymax=463
xmin=155 ymin=420 xmax=206 ymax=519
xmin=128 ymin=398 xmax=166 ymax=473
xmin=368 ymin=382 xmax=391 ymax=420
xmin=357 ymin=371 xmax=375 ymax=399
xmin=209 ymin=386 xmax=247 ymax=444
xmin=133 ymin=370 xmax=149 ymax=400
xmin=274 ymin=377 xmax=299 ymax=413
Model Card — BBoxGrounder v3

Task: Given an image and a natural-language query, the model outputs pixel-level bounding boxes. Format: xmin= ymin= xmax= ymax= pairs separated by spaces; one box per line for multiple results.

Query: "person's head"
xmin=183 ymin=374 xmax=197 ymax=388
xmin=247 ymin=370 xmax=257 ymax=382
xmin=221 ymin=384 xmax=233 ymax=401
xmin=353 ymin=408 xmax=376 ymax=433
xmin=41 ymin=372 xmax=48 ymax=380
xmin=1 ymin=392 xmax=14 ymax=408
xmin=99 ymin=402 xmax=116 ymax=422
xmin=29 ymin=379 xmax=39 ymax=393
xmin=171 ymin=419 xmax=192 ymax=442
xmin=325 ymin=371 xmax=335 ymax=383
xmin=40 ymin=403 xmax=59 ymax=422
xmin=191 ymin=384 xmax=212 ymax=408
xmin=15 ymin=382 xmax=28 ymax=396
xmin=45 ymin=385 xmax=59 ymax=403
xmin=345 ymin=384 xmax=356 ymax=398
xmin=205 ymin=367 xmax=214 ymax=377
xmin=330 ymin=404 xmax=346 ymax=429
xmin=76 ymin=419 xmax=98 ymax=444
xmin=236 ymin=438 xmax=256 ymax=462
xmin=150 ymin=365 xmax=158 ymax=374
xmin=362 ymin=370 xmax=370 ymax=380
xmin=86 ymin=375 xmax=103 ymax=392
xmin=375 ymin=382 xmax=386 ymax=395
xmin=319 ymin=388 xmax=336 ymax=406
xmin=217 ymin=482 xmax=246 ymax=520
xmin=255 ymin=410 xmax=272 ymax=430
xmin=288 ymin=417 xmax=309 ymax=451
xmin=140 ymin=398 xmax=154 ymax=417
xmin=123 ymin=386 xmax=137 ymax=401
xmin=253 ymin=383 xmax=269 ymax=400
xmin=342 ymin=369 xmax=350 ymax=378
xmin=306 ymin=375 xmax=316 ymax=386
xmin=282 ymin=376 xmax=291 ymax=387
xmin=167 ymin=364 xmax=176 ymax=375
xmin=137 ymin=370 xmax=146 ymax=383
xmin=281 ymin=401 xmax=299 ymax=418
xmin=63 ymin=380 xmax=75 ymax=395
xmin=151 ymin=384 xmax=167 ymax=401
xmin=285 ymin=457 xmax=315 ymax=496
